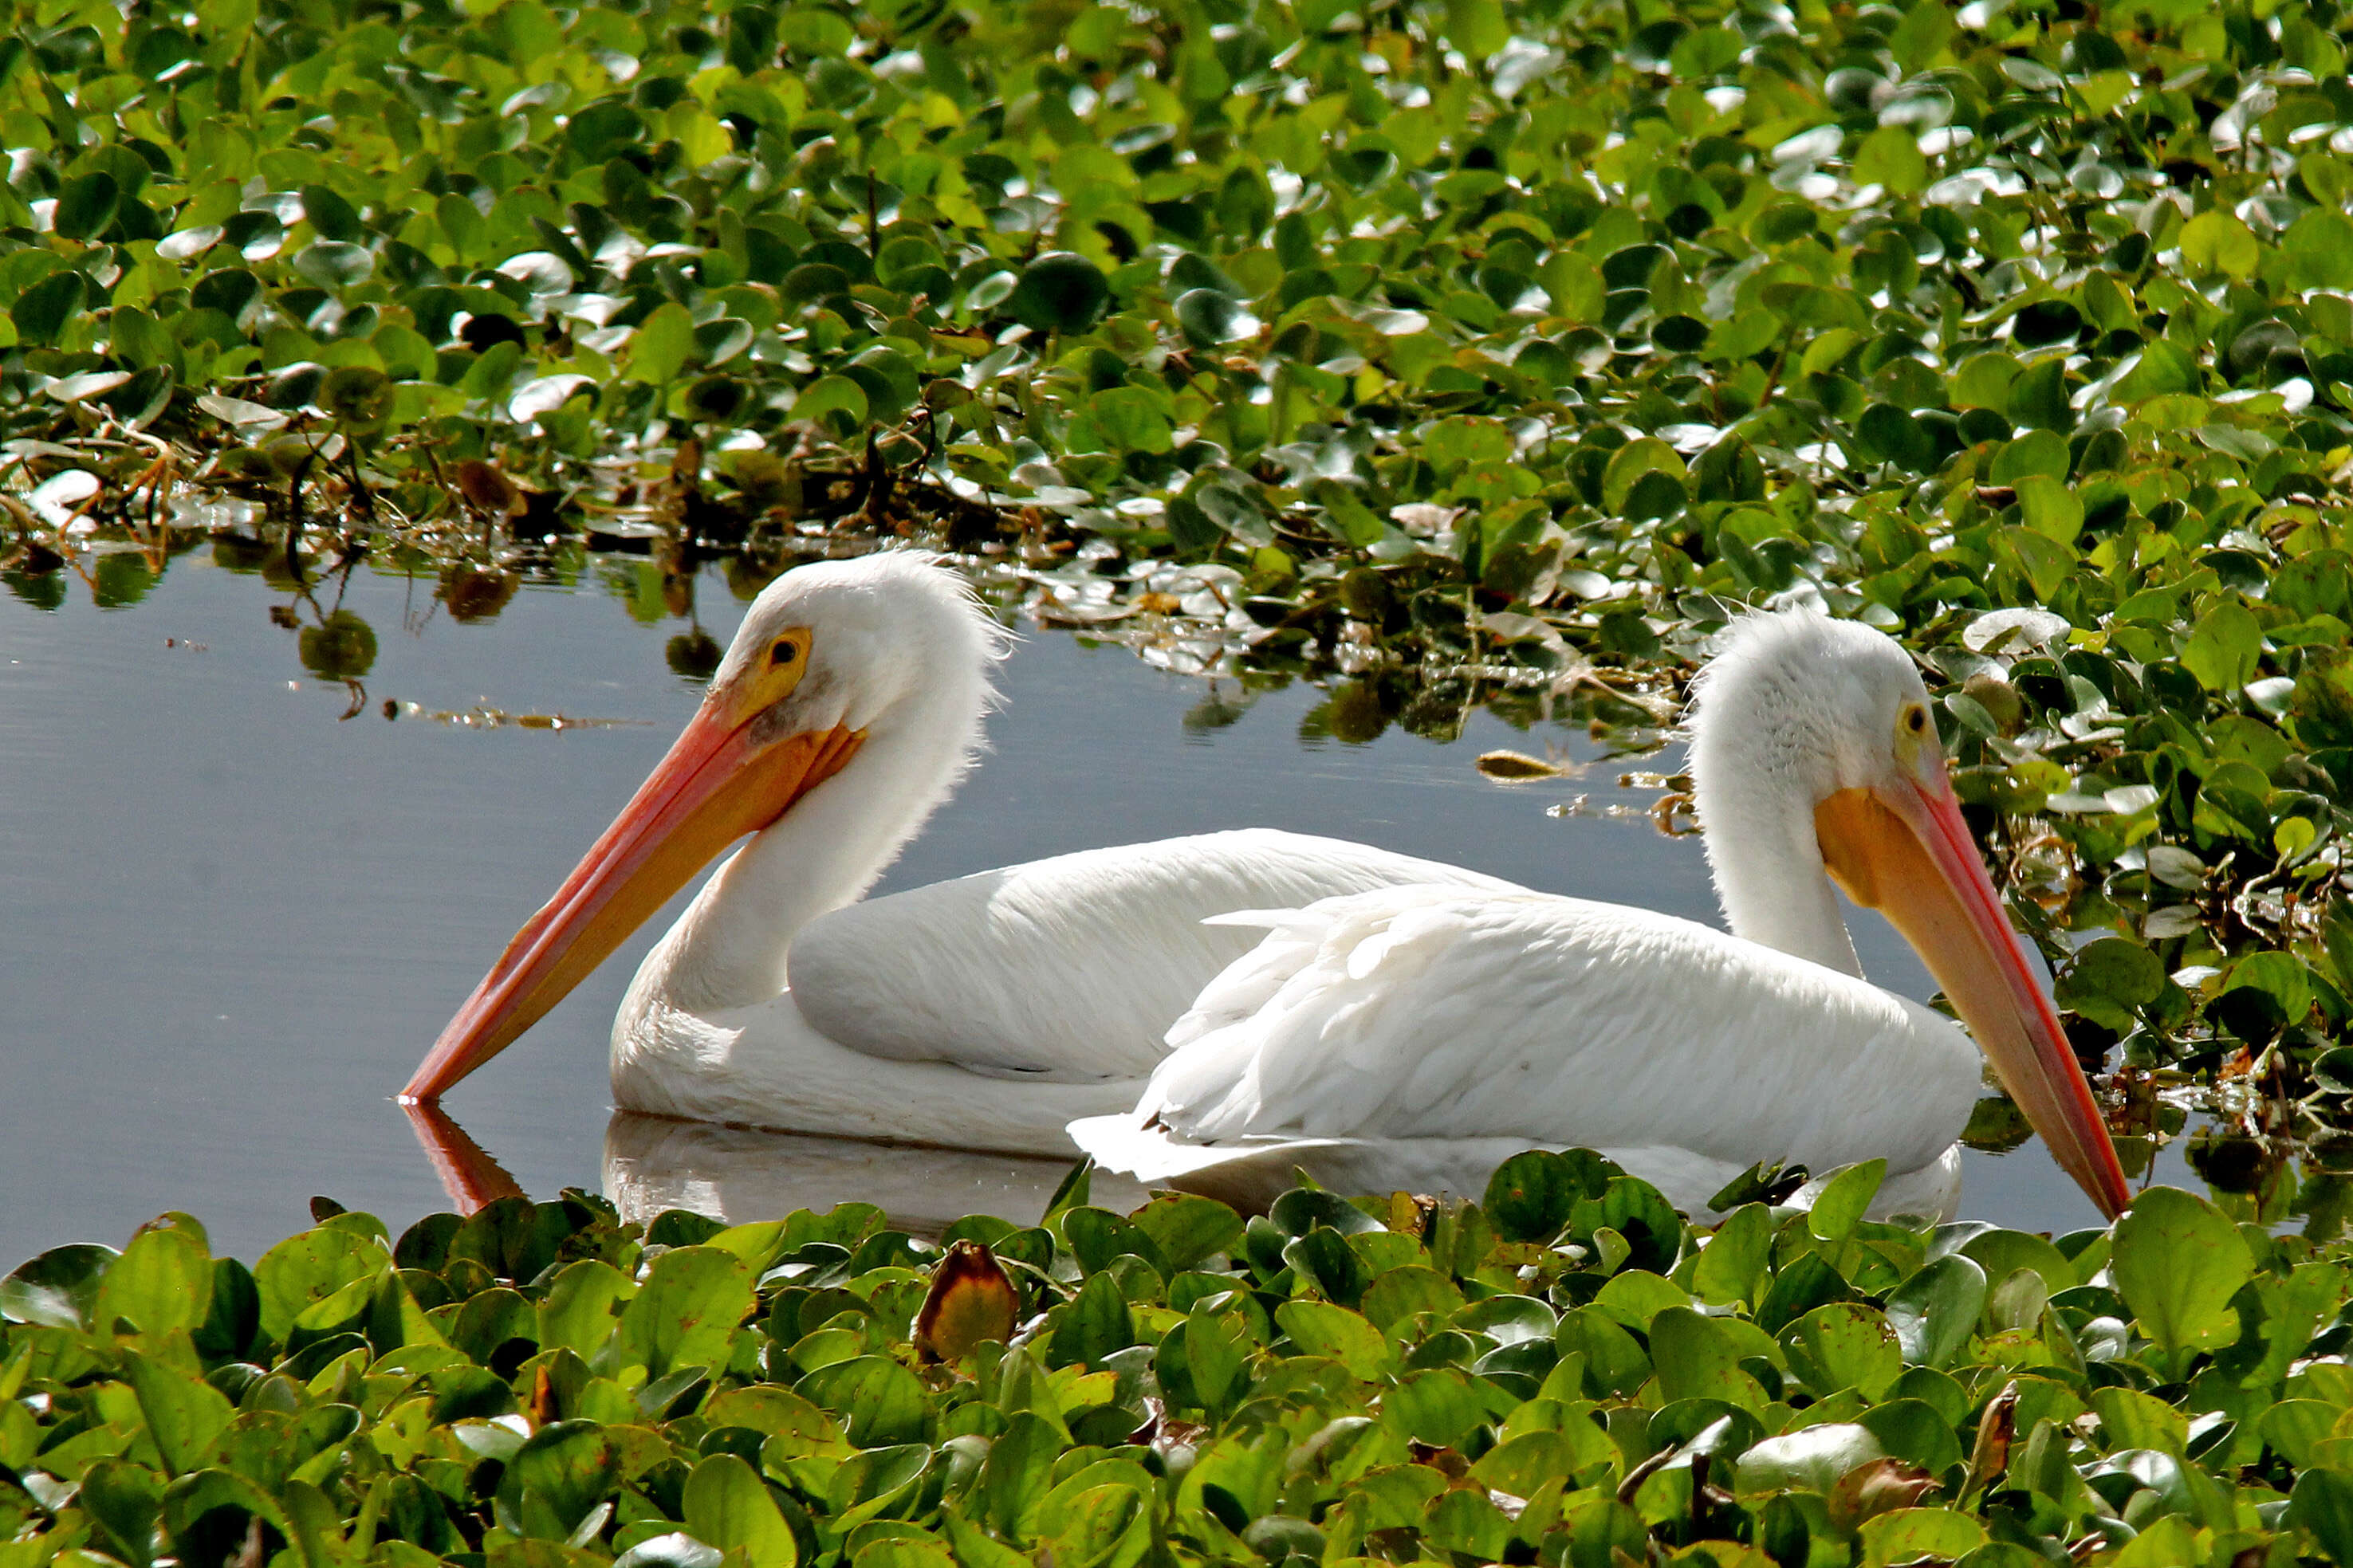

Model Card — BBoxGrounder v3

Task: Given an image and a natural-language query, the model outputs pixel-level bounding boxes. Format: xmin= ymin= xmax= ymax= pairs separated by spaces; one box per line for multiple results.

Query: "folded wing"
xmin=786 ymin=830 xmax=1523 ymax=1080
xmin=1110 ymin=885 xmax=1979 ymax=1177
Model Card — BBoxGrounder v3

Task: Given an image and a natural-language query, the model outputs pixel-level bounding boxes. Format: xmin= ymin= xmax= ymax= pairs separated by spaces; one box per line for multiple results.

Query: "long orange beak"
xmin=400 ymin=705 xmax=863 ymax=1102
xmin=1817 ymin=776 xmax=2132 ymax=1220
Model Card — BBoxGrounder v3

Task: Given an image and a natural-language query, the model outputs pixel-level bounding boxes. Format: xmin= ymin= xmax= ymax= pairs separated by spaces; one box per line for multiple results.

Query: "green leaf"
xmin=1808 ymin=1160 xmax=1887 ymax=1242
xmin=292 ymin=240 xmax=374 ymax=289
xmin=1008 ymin=253 xmax=1109 ymax=334
xmin=1692 ymin=1203 xmax=1771 ymax=1306
xmin=1734 ymin=1423 xmax=1886 ymax=1496
xmin=125 ymin=1351 xmax=236 ymax=1476
xmin=631 ymin=301 xmax=698 ymax=384
xmin=1275 ymin=1300 xmax=1389 ymax=1379
xmin=797 ymin=1356 xmax=930 ymax=1447
xmin=1858 ymin=1507 xmax=1985 ymax=1566
xmin=2292 ymin=1468 xmax=2353 ymax=1564
xmin=684 ymin=1453 xmax=799 ymax=1568
xmin=81 ymin=1459 xmax=166 ymax=1564
xmin=12 ymin=269 xmax=89 ymax=346
xmin=1 ymin=1241 xmax=116 ymax=1327
xmin=1649 ymin=1307 xmax=1761 ymax=1409
xmin=1785 ymin=1303 xmax=1902 ymax=1399
xmin=503 ymin=1420 xmax=620 ymax=1535
xmin=2180 ymin=210 xmax=2258 ymax=278
xmin=1045 ymin=1273 xmax=1135 ymax=1369
xmin=1485 ymin=1149 xmax=1587 ymax=1241
xmin=53 ymin=172 xmax=120 ymax=240
xmin=613 ymin=1245 xmax=751 ymax=1380
xmin=2182 ymin=599 xmax=2262 ymax=691
xmin=1989 ymin=430 xmax=2068 ymax=485
xmin=1175 ymin=288 xmax=1259 ymax=348
xmin=1129 ymin=1196 xmax=1242 ymax=1271
xmin=2111 ymin=1185 xmax=2255 ymax=1355
xmin=2013 ymin=475 xmax=2082 ymax=543
xmin=1883 ymin=1256 xmax=1985 ymax=1370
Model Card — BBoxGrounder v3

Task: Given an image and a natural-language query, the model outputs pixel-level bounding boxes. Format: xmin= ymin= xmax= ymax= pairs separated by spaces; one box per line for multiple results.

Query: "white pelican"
xmin=400 ymin=552 xmax=1516 ymax=1149
xmin=1071 ymin=610 xmax=2131 ymax=1221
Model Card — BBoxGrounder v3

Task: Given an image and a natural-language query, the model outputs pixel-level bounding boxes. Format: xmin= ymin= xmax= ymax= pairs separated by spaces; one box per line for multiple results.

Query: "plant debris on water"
xmin=7 ymin=1158 xmax=2353 ymax=1568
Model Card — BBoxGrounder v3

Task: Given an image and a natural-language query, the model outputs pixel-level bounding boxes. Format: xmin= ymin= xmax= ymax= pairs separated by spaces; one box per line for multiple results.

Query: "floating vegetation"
xmin=6 ymin=1159 xmax=2353 ymax=1568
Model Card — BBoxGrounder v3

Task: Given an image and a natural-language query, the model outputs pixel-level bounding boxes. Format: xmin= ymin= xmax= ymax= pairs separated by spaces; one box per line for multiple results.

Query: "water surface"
xmin=0 ymin=548 xmax=2136 ymax=1260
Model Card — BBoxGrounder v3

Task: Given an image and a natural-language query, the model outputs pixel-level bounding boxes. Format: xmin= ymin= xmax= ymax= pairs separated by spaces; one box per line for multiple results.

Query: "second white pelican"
xmin=401 ymin=552 xmax=1516 ymax=1149
xmin=1071 ymin=610 xmax=2131 ymax=1220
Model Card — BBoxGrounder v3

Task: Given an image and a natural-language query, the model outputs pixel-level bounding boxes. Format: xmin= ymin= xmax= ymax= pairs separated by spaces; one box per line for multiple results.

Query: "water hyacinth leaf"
xmin=1276 ymin=1299 xmax=1388 ymax=1379
xmin=1484 ymin=1149 xmax=1585 ymax=1241
xmin=616 ymin=1535 xmax=724 ymax=1568
xmin=293 ymin=241 xmax=374 ymax=290
xmin=1856 ymin=1507 xmax=1985 ymax=1565
xmin=1649 ymin=1307 xmax=1761 ymax=1410
xmin=1735 ymin=1422 xmax=1887 ymax=1497
xmin=1129 ymin=1194 xmax=1242 ymax=1271
xmin=797 ymin=1356 xmax=928 ymax=1447
xmin=126 ymin=1352 xmax=236 ymax=1475
xmin=81 ymin=1459 xmax=166 ymax=1564
xmin=1807 ymin=1161 xmax=1887 ymax=1242
xmin=53 ymin=172 xmax=120 ymax=241
xmin=1785 ymin=1303 xmax=1902 ymax=1399
xmin=2182 ymin=600 xmax=2262 ymax=692
xmin=614 ymin=1246 xmax=752 ymax=1379
xmin=1175 ymin=287 xmax=1259 ymax=348
xmin=1008 ymin=253 xmax=1109 ymax=334
xmin=163 ymin=1468 xmax=290 ymax=1568
xmin=2110 ymin=1186 xmax=2254 ymax=1356
xmin=1692 ymin=1203 xmax=1771 ymax=1306
xmin=2058 ymin=939 xmax=2164 ymax=1016
xmin=1268 ymin=1188 xmax=1382 ymax=1238
xmin=1046 ymin=1271 xmax=1135 ymax=1368
xmin=683 ymin=1453 xmax=798 ymax=1568
xmin=1883 ymin=1256 xmax=1985 ymax=1370
xmin=13 ymin=269 xmax=89 ymax=345
xmin=503 ymin=1421 xmax=620 ymax=1535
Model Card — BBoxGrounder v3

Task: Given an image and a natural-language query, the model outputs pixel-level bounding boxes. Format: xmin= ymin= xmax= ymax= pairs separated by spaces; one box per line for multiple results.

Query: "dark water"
xmin=0 ymin=548 xmax=2146 ymax=1262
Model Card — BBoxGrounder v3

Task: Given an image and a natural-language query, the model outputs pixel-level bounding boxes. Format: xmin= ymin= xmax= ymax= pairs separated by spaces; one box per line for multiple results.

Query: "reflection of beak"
xmin=400 ymin=705 xmax=864 ymax=1102
xmin=1817 ymin=778 xmax=2132 ymax=1219
xmin=401 ymin=1100 xmax=525 ymax=1214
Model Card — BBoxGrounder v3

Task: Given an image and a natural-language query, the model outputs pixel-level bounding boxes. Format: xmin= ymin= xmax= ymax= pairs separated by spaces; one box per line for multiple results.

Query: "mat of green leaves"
xmin=5 ymin=1155 xmax=2353 ymax=1568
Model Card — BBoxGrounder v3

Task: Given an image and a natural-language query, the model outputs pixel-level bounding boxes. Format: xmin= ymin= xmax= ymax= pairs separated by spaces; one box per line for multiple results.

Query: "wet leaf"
xmin=2111 ymin=1186 xmax=2254 ymax=1356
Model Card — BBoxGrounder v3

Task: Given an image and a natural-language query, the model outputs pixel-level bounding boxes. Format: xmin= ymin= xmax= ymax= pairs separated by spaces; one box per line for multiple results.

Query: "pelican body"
xmin=402 ymin=552 xmax=1513 ymax=1149
xmin=1071 ymin=611 xmax=2131 ymax=1221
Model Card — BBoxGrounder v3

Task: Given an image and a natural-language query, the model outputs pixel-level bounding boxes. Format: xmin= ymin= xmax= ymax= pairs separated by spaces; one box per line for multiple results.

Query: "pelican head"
xmin=1691 ymin=611 xmax=2131 ymax=1218
xmin=401 ymin=551 xmax=1002 ymax=1104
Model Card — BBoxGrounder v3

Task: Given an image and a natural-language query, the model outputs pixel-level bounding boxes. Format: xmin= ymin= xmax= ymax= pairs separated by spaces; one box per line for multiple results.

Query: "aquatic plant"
xmin=2 ymin=1161 xmax=2343 ymax=1568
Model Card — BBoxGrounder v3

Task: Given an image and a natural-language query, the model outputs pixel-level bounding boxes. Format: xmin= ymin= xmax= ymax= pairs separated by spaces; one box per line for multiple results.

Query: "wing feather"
xmin=1132 ymin=886 xmax=1979 ymax=1177
xmin=785 ymin=830 xmax=1519 ymax=1080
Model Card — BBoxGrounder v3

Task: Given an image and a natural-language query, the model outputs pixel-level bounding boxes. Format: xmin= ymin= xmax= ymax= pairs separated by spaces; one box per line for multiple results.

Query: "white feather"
xmin=592 ymin=552 xmax=1521 ymax=1151
xmin=1072 ymin=607 xmax=2016 ymax=1219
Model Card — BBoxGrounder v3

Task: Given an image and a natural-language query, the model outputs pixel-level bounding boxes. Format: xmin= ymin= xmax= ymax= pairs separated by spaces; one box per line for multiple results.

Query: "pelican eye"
xmin=1902 ymin=705 xmax=1929 ymax=737
xmin=770 ymin=639 xmax=798 ymax=666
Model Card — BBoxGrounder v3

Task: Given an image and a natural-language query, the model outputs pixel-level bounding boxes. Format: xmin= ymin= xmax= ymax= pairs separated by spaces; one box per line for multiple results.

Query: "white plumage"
xmin=1071 ymin=610 xmax=2128 ymax=1222
xmin=405 ymin=552 xmax=1514 ymax=1152
xmin=609 ymin=830 xmax=1518 ymax=1147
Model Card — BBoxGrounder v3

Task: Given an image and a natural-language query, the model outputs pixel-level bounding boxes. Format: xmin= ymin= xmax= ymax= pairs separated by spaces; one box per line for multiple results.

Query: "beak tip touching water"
xmin=1821 ymin=777 xmax=2133 ymax=1223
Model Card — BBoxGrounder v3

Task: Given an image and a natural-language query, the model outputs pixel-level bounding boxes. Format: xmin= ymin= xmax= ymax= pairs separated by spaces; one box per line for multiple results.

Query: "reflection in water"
xmin=602 ymin=1114 xmax=1150 ymax=1237
xmin=402 ymin=1102 xmax=1143 ymax=1239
